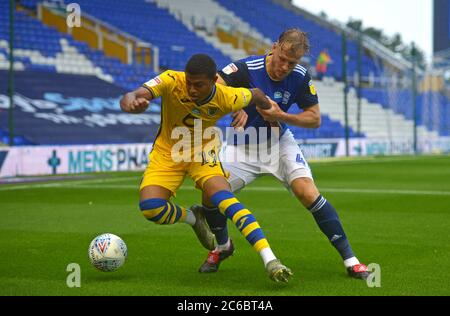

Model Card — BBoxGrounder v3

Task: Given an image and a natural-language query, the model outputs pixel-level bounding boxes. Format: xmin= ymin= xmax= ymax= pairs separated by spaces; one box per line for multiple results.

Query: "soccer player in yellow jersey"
xmin=120 ymin=54 xmax=292 ymax=282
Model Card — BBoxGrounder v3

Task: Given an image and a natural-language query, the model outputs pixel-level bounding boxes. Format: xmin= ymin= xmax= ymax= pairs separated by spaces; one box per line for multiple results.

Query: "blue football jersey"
xmin=219 ymin=54 xmax=319 ymax=141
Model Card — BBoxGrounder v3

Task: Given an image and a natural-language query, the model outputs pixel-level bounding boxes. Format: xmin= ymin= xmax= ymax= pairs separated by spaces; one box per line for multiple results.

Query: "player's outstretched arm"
xmin=278 ymin=104 xmax=321 ymax=128
xmin=255 ymin=94 xmax=321 ymax=128
xmin=120 ymin=87 xmax=153 ymax=114
xmin=249 ymin=88 xmax=273 ymax=110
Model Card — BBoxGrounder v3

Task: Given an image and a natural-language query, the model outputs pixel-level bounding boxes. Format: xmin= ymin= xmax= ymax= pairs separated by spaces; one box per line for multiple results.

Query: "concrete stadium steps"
xmin=153 ymin=0 xmax=268 ymax=61
xmin=315 ymin=81 xmax=439 ymax=140
xmin=195 ymin=32 xmax=248 ymax=62
xmin=60 ymin=0 xmax=230 ymax=70
xmin=0 ymin=39 xmax=113 ymax=82
xmin=217 ymin=0 xmax=383 ymax=80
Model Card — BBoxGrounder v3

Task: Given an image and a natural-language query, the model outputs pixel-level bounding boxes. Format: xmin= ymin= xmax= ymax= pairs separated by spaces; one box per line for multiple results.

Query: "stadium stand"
xmin=152 ymin=0 xmax=270 ymax=61
xmin=0 ymin=0 xmax=447 ymax=145
xmin=360 ymin=88 xmax=449 ymax=136
xmin=57 ymin=0 xmax=231 ymax=71
xmin=216 ymin=0 xmax=382 ymax=80
xmin=318 ymin=82 xmax=439 ymax=139
xmin=0 ymin=69 xmax=161 ymax=145
xmin=0 ymin=1 xmax=157 ymax=90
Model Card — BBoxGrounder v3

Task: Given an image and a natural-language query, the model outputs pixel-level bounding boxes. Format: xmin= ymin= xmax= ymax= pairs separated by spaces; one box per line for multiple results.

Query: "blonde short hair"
xmin=277 ymin=28 xmax=310 ymax=55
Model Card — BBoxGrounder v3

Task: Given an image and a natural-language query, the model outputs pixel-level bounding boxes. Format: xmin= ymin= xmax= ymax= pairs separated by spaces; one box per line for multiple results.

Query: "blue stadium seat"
xmin=216 ymin=0 xmax=384 ymax=79
xmin=1 ymin=0 xmax=446 ymax=142
xmin=361 ymin=88 xmax=449 ymax=136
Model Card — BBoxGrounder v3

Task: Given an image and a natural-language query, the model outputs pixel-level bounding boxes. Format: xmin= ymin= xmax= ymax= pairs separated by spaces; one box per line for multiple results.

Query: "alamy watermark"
xmin=170 ymin=119 xmax=280 ymax=165
xmin=66 ymin=3 xmax=81 ymax=28
xmin=65 ymin=261 xmax=380 ymax=288
xmin=66 ymin=263 xmax=81 ymax=288
xmin=366 ymin=263 xmax=381 ymax=288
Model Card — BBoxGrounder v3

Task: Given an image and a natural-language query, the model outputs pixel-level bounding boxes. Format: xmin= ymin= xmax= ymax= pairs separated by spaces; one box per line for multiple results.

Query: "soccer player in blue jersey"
xmin=196 ymin=29 xmax=370 ymax=280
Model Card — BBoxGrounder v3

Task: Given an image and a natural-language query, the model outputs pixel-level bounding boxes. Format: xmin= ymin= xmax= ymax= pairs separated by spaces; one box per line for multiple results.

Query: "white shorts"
xmin=221 ymin=129 xmax=313 ymax=193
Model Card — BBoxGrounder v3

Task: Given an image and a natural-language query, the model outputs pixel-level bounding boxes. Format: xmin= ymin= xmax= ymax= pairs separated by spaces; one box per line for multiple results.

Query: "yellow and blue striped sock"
xmin=139 ymin=198 xmax=187 ymax=225
xmin=210 ymin=190 xmax=269 ymax=253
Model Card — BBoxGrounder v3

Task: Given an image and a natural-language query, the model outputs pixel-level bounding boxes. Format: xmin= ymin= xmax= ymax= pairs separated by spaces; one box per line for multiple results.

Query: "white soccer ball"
xmin=88 ymin=233 xmax=127 ymax=272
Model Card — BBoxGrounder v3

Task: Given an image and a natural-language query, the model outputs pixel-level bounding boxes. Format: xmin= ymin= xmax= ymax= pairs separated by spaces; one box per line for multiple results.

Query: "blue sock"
xmin=308 ymin=195 xmax=355 ymax=260
xmin=203 ymin=205 xmax=229 ymax=245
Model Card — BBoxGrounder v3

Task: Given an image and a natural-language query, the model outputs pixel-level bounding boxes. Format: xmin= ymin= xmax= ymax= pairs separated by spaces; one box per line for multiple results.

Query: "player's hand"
xmin=128 ymin=98 xmax=149 ymax=113
xmin=257 ymin=99 xmax=282 ymax=122
xmin=231 ymin=110 xmax=248 ymax=131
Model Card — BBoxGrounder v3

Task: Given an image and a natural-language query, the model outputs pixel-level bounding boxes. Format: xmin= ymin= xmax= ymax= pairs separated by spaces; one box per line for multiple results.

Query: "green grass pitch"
xmin=1 ymin=155 xmax=449 ymax=296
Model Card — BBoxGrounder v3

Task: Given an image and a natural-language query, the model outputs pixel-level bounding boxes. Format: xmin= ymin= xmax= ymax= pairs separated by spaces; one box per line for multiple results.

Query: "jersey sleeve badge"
xmin=145 ymin=76 xmax=162 ymax=87
xmin=222 ymin=63 xmax=238 ymax=75
xmin=309 ymin=80 xmax=317 ymax=96
xmin=207 ymin=107 xmax=219 ymax=116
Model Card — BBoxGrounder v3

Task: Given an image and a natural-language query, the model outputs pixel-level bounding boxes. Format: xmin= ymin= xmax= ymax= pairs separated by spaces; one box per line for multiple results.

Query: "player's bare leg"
xmin=291 ymin=178 xmax=370 ymax=280
xmin=140 ymin=185 xmax=172 ymax=201
xmin=289 ymin=178 xmax=320 ymax=207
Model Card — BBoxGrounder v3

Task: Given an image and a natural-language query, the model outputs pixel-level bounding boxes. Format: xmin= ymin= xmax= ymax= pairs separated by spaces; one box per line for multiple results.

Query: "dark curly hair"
xmin=185 ymin=54 xmax=217 ymax=80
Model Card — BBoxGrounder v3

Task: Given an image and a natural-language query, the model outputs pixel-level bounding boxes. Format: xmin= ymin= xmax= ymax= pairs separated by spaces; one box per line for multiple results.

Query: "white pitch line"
xmin=0 ymin=182 xmax=67 ymax=191
xmin=322 ymin=187 xmax=450 ymax=196
xmin=10 ymin=182 xmax=450 ymax=196
xmin=0 ymin=176 xmax=139 ymax=191
xmin=309 ymin=156 xmax=446 ymax=165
